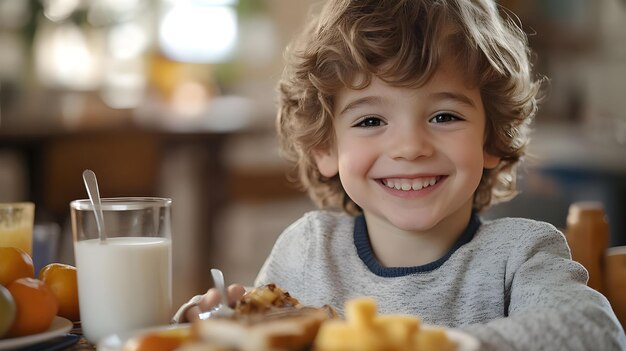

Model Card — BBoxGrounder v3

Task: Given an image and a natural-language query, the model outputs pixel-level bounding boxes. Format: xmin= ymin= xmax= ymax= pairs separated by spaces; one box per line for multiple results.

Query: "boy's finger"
xmin=198 ymin=288 xmax=221 ymax=311
xmin=185 ymin=305 xmax=202 ymax=322
xmin=227 ymin=284 xmax=246 ymax=306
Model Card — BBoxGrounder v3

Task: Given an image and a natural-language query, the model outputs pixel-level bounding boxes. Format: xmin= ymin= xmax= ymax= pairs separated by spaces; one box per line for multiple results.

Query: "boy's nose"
xmin=388 ymin=127 xmax=434 ymax=161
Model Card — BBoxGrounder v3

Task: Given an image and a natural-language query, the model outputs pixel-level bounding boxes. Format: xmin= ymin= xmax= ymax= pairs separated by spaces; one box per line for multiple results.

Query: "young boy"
xmin=178 ymin=0 xmax=626 ymax=349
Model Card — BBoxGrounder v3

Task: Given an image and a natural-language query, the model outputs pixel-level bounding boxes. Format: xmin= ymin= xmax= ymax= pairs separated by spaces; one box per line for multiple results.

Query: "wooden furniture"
xmin=605 ymin=246 xmax=626 ymax=331
xmin=0 ymin=123 xmax=232 ymax=307
xmin=565 ymin=201 xmax=626 ymax=329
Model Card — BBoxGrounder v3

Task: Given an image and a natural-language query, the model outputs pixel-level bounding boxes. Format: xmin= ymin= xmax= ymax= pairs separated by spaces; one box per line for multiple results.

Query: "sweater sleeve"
xmin=253 ymin=214 xmax=310 ymax=296
xmin=461 ymin=224 xmax=626 ymax=351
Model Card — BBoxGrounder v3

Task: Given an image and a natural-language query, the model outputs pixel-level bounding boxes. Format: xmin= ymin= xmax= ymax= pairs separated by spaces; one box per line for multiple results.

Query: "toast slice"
xmin=192 ymin=284 xmax=336 ymax=351
xmin=194 ymin=306 xmax=334 ymax=351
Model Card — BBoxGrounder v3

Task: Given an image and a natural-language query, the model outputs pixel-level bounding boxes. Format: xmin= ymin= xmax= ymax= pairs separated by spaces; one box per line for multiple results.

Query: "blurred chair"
xmin=564 ymin=201 xmax=625 ymax=330
xmin=605 ymin=246 xmax=626 ymax=331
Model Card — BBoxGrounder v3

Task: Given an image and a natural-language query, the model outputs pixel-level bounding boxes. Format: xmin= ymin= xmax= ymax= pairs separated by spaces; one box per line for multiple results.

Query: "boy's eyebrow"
xmin=338 ymin=96 xmax=384 ymax=116
xmin=338 ymin=91 xmax=478 ymax=115
xmin=429 ymin=91 xmax=477 ymax=108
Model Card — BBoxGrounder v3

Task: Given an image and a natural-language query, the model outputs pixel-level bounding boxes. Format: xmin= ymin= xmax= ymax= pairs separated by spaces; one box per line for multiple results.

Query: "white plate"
xmin=98 ymin=324 xmax=190 ymax=351
xmin=98 ymin=323 xmax=480 ymax=351
xmin=423 ymin=326 xmax=481 ymax=351
xmin=0 ymin=316 xmax=73 ymax=350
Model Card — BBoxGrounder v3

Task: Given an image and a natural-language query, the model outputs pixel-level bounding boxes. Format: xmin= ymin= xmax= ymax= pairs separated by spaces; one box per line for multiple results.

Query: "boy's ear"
xmin=483 ymin=150 xmax=501 ymax=169
xmin=313 ymin=148 xmax=339 ymax=177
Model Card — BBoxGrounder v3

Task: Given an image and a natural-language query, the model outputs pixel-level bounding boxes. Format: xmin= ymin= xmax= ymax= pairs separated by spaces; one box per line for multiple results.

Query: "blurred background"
xmin=0 ymin=0 xmax=625 ymax=309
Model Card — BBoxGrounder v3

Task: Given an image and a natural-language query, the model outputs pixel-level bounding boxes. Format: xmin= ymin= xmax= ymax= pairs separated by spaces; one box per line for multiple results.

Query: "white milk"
xmin=74 ymin=237 xmax=172 ymax=344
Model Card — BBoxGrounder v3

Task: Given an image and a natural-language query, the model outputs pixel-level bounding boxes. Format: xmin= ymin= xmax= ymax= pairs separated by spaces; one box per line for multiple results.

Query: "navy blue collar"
xmin=354 ymin=212 xmax=481 ymax=277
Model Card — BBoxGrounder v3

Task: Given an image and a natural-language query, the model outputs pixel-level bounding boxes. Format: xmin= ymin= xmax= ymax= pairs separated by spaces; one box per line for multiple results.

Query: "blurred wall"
xmin=485 ymin=0 xmax=626 ymax=246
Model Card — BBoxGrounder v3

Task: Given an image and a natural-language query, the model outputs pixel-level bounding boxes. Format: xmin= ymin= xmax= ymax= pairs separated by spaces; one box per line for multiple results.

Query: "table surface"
xmin=64 ymin=323 xmax=94 ymax=351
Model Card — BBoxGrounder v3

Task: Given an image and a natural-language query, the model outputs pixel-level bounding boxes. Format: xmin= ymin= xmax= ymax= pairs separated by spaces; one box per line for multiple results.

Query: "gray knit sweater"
xmin=255 ymin=210 xmax=626 ymax=351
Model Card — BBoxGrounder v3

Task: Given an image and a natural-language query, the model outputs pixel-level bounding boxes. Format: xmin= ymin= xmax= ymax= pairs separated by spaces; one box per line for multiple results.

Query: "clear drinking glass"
xmin=70 ymin=197 xmax=172 ymax=344
xmin=0 ymin=202 xmax=35 ymax=256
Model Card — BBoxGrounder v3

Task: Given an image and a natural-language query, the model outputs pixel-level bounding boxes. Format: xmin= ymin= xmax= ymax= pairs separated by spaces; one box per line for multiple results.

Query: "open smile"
xmin=380 ymin=176 xmax=445 ymax=191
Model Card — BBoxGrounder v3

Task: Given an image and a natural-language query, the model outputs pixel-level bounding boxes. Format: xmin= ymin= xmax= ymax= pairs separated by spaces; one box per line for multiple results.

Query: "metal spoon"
xmin=199 ymin=268 xmax=235 ymax=319
xmin=82 ymin=169 xmax=107 ymax=242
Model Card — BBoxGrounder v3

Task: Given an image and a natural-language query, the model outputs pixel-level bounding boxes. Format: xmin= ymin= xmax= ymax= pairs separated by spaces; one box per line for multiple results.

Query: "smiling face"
xmin=314 ymin=60 xmax=500 ymax=235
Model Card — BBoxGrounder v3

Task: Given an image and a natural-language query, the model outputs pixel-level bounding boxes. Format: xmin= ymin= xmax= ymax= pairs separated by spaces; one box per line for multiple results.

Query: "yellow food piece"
xmin=314 ymin=297 xmax=455 ymax=351
xmin=345 ymin=297 xmax=377 ymax=328
xmin=376 ymin=314 xmax=421 ymax=350
xmin=315 ymin=320 xmax=385 ymax=351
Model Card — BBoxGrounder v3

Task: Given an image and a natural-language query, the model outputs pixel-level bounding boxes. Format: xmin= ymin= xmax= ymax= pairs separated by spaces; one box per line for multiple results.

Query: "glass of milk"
xmin=70 ymin=197 xmax=172 ymax=344
xmin=0 ymin=202 xmax=35 ymax=256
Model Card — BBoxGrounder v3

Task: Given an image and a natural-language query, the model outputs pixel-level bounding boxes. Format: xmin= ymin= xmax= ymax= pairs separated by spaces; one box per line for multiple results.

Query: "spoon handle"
xmin=211 ymin=268 xmax=229 ymax=306
xmin=82 ymin=169 xmax=107 ymax=241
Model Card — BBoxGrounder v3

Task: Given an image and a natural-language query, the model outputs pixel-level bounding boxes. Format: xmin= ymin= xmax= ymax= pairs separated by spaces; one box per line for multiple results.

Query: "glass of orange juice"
xmin=0 ymin=202 xmax=35 ymax=256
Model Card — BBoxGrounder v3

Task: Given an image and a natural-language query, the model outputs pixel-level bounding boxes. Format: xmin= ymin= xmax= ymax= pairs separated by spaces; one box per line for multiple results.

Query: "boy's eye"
xmin=429 ymin=113 xmax=460 ymax=123
xmin=354 ymin=116 xmax=385 ymax=128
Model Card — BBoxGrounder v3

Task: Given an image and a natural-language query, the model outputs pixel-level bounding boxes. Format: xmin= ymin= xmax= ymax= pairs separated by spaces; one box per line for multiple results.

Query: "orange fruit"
xmin=124 ymin=327 xmax=192 ymax=351
xmin=6 ymin=277 xmax=58 ymax=337
xmin=39 ymin=263 xmax=80 ymax=321
xmin=0 ymin=247 xmax=34 ymax=287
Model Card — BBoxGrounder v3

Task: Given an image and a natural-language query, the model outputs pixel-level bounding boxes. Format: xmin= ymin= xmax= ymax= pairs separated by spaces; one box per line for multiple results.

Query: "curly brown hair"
xmin=277 ymin=0 xmax=544 ymax=214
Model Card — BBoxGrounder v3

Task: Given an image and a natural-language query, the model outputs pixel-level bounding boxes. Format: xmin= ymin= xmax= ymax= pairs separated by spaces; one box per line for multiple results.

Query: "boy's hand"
xmin=185 ymin=284 xmax=246 ymax=322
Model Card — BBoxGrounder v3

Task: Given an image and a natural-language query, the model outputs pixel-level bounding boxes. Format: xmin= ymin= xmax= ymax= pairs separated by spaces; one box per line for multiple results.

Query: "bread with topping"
xmin=191 ymin=284 xmax=336 ymax=351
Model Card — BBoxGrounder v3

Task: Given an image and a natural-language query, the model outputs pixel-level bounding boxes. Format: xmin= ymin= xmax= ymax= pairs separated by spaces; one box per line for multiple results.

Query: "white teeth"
xmin=412 ymin=179 xmax=424 ymax=190
xmin=383 ymin=177 xmax=439 ymax=191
